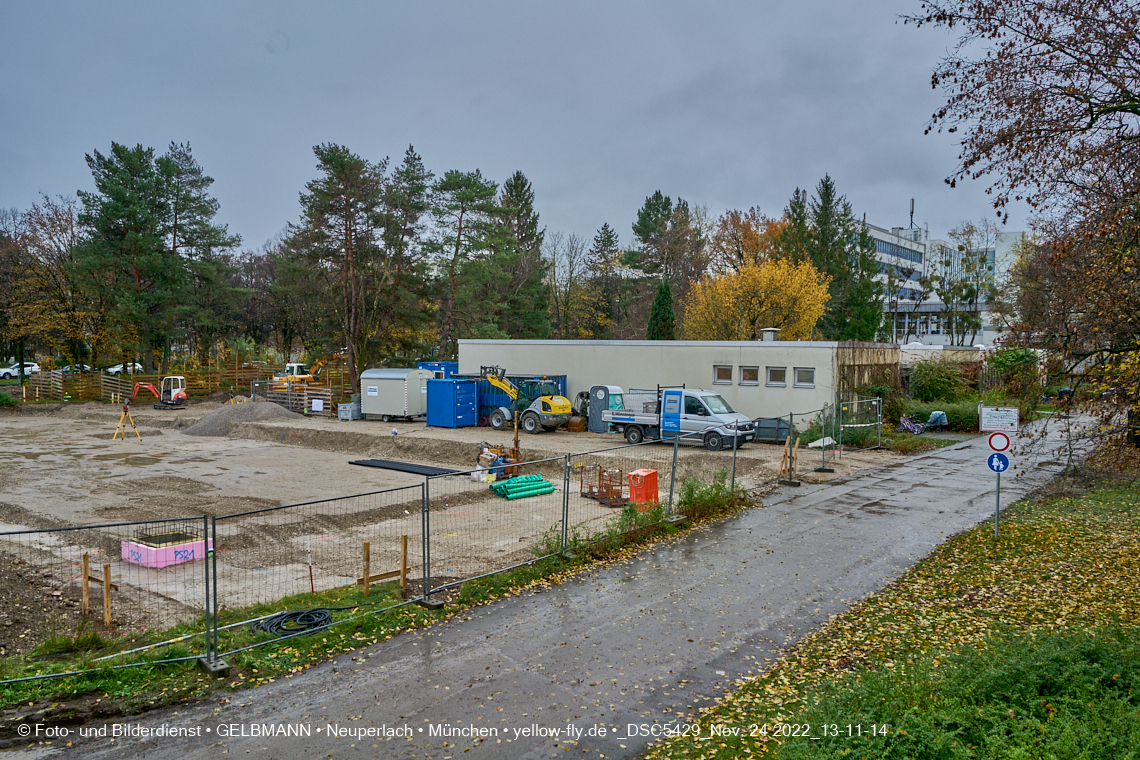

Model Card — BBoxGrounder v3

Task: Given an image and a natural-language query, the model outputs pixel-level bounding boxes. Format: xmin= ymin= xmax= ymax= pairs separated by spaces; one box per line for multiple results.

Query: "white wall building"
xmin=458 ymin=339 xmax=898 ymax=420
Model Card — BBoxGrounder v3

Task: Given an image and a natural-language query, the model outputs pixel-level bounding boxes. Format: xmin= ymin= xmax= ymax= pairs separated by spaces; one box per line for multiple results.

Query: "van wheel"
xmin=625 ymin=426 xmax=643 ymax=444
xmin=522 ymin=412 xmax=541 ymax=434
xmin=381 ymin=415 xmax=391 ymax=423
xmin=490 ymin=410 xmax=507 ymax=430
xmin=704 ymin=431 xmax=723 ymax=451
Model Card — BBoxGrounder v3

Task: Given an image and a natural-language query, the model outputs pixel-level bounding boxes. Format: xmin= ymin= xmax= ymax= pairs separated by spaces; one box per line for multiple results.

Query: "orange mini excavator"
xmin=135 ymin=376 xmax=189 ymax=409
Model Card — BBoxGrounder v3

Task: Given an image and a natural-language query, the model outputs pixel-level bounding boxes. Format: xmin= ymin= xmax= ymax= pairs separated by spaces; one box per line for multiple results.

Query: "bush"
xmin=0 ymin=389 xmax=17 ymax=407
xmin=909 ymin=357 xmax=968 ymax=402
xmin=778 ymin=627 xmax=1140 ymax=760
xmin=677 ymin=470 xmax=750 ymax=520
xmin=856 ymin=381 xmax=905 ymax=422
xmin=903 ymin=399 xmax=979 ymax=432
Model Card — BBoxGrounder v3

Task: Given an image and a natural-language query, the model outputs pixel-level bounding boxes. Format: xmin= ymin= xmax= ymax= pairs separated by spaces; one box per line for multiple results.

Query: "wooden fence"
xmin=19 ymin=365 xmax=352 ymax=408
xmin=24 ymin=372 xmax=102 ymax=402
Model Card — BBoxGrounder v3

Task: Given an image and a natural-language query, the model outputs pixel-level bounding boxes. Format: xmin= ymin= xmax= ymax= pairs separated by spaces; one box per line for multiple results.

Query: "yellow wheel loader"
xmin=481 ymin=365 xmax=572 ymax=434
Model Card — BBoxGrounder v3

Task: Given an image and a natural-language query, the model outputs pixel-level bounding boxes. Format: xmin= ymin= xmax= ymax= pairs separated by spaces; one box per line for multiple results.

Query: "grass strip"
xmin=645 ymin=459 xmax=1140 ymax=759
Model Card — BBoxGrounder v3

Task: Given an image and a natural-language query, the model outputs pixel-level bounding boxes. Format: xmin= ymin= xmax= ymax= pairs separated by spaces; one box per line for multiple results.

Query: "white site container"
xmin=359 ymin=368 xmax=434 ymax=421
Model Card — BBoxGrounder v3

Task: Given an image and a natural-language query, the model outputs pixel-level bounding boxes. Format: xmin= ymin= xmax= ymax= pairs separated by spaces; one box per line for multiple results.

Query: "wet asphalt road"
xmin=30 ymin=432 xmax=1067 ymax=760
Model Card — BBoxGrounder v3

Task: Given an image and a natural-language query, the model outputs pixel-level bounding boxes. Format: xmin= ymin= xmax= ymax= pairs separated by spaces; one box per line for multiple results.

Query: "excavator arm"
xmin=132 ymin=382 xmax=161 ymax=401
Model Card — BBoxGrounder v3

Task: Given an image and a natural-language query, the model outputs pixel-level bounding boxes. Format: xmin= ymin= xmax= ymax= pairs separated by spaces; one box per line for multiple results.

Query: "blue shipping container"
xmin=454 ymin=374 xmax=568 ymax=421
xmin=417 ymin=361 xmax=458 ymax=379
xmin=426 ymin=378 xmax=478 ymax=428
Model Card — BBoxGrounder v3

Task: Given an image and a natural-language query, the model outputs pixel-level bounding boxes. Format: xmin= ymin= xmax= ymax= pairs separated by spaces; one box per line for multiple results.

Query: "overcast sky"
xmin=1 ymin=1 xmax=1029 ymax=251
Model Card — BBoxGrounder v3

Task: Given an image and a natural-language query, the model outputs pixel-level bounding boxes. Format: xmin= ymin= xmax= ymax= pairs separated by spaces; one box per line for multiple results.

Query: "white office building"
xmin=867 ymin=222 xmax=1027 ymax=347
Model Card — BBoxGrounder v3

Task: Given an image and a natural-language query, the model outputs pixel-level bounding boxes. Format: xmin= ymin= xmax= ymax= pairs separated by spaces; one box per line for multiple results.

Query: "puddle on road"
xmin=90 ymin=453 xmax=163 ymax=466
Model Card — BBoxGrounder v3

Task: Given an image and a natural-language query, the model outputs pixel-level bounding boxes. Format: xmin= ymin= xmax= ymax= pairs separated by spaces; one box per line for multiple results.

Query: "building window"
xmin=930 ymin=315 xmax=941 ymax=335
xmin=740 ymin=366 xmax=759 ymax=385
xmin=713 ymin=365 xmax=732 ymax=384
xmin=794 ymin=367 xmax=816 ymax=388
xmin=766 ymin=367 xmax=786 ymax=386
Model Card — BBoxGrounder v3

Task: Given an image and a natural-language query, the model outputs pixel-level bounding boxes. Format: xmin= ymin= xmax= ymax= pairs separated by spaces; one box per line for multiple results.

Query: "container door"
xmin=588 ymin=386 xmax=608 ymax=433
xmin=455 ymin=382 xmax=478 ymax=426
xmin=661 ymin=390 xmax=682 ymax=438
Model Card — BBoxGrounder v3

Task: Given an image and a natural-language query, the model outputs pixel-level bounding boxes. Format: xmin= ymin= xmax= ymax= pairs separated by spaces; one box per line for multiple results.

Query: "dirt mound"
xmin=181 ymin=401 xmax=301 ymax=437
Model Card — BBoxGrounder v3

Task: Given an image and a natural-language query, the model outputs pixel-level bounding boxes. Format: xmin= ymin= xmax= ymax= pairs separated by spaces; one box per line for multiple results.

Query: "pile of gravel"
xmin=181 ymin=401 xmax=302 ymax=437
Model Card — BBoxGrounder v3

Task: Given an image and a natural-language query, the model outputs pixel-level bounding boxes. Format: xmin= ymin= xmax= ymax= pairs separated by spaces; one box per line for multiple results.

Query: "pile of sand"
xmin=181 ymin=401 xmax=302 ymax=437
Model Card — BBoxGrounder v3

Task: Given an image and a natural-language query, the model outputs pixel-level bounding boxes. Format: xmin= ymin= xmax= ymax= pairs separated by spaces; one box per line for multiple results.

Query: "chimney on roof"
xmin=760 ymin=327 xmax=780 ymax=342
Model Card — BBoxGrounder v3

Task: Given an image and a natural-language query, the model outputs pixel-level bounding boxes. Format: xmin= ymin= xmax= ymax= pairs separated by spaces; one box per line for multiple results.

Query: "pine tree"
xmin=73 ymin=143 xmax=178 ymax=368
xmin=495 ymin=171 xmax=550 ymax=339
xmin=791 ymin=176 xmax=883 ymax=340
xmin=646 ymin=280 xmax=675 ymax=340
xmin=427 ymin=169 xmax=508 ymax=357
xmin=156 ymin=142 xmax=241 ymax=370
xmin=292 ymin=143 xmax=387 ymax=388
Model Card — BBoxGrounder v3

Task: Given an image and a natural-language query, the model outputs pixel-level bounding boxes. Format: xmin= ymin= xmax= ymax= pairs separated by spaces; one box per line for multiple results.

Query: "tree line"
xmin=1 ymin=141 xmax=887 ymax=388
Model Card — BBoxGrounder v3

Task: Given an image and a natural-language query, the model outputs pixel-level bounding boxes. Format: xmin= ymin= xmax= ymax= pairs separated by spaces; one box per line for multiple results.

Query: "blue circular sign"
xmin=986 ymin=452 xmax=1010 ymax=473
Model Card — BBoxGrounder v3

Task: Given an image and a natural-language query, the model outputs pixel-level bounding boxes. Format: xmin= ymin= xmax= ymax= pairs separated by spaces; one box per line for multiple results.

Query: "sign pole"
xmin=994 ymin=470 xmax=1000 ymax=540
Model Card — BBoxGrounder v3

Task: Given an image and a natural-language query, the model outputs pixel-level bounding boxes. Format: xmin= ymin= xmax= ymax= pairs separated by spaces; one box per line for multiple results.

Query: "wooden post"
xmin=102 ymin=563 xmax=112 ymax=626
xmin=399 ymin=534 xmax=408 ymax=590
xmin=362 ymin=541 xmax=371 ymax=597
xmin=81 ymin=553 xmax=89 ymax=616
xmin=792 ymin=437 xmax=801 ymax=479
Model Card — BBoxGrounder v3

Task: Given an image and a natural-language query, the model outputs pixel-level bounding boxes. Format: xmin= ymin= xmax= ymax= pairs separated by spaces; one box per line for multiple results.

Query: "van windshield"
xmin=702 ymin=394 xmax=735 ymax=414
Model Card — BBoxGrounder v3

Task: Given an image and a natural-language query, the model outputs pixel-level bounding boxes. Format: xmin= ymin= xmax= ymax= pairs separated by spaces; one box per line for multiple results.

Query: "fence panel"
xmin=252 ymin=380 xmax=334 ymax=416
xmin=25 ymin=372 xmax=63 ymax=401
xmin=425 ymin=456 xmax=567 ymax=594
xmin=837 ymin=393 xmax=883 ymax=451
xmin=567 ymin=439 xmax=677 ymax=533
xmin=212 ymin=485 xmax=424 ymax=612
xmin=0 ymin=516 xmax=212 ymax=664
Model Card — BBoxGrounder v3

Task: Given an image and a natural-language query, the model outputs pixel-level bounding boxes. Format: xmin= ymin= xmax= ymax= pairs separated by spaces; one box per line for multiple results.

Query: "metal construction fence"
xmin=249 ymin=379 xmax=334 ymax=416
xmin=0 ymin=517 xmax=214 ymax=671
xmin=0 ymin=431 xmax=759 ymax=684
xmin=836 ymin=393 xmax=884 ymax=450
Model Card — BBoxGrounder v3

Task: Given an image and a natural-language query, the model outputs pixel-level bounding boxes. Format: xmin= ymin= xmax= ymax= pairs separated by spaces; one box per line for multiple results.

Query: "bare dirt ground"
xmin=0 ymin=401 xmax=914 ymax=647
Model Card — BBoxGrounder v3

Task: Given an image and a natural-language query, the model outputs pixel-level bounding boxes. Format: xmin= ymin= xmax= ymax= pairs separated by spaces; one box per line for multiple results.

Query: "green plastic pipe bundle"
xmin=504 ymin=483 xmax=555 ymax=500
xmin=489 ymin=474 xmax=554 ymax=500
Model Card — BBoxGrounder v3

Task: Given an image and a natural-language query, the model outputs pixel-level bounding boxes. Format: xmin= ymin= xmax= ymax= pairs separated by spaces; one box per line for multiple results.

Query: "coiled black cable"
xmin=250 ymin=608 xmax=334 ymax=638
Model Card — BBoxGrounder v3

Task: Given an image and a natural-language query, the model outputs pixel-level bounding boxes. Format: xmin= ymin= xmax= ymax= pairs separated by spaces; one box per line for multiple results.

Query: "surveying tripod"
xmin=113 ymin=399 xmax=142 ymax=442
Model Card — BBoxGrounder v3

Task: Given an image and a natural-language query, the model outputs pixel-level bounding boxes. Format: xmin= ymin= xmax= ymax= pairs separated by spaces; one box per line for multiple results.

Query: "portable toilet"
xmin=360 ymin=368 xmax=433 ymax=421
xmin=426 ymin=378 xmax=478 ymax=428
xmin=588 ymin=385 xmax=624 ymax=433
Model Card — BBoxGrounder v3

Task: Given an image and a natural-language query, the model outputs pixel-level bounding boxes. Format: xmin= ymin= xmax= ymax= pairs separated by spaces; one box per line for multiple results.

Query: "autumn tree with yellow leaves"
xmin=681 ymin=259 xmax=830 ymax=341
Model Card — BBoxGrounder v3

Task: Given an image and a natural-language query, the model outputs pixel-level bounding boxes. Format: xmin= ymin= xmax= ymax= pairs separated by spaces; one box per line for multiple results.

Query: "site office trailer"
xmin=457 ymin=340 xmax=894 ymax=421
xmin=359 ymin=368 xmax=434 ymax=420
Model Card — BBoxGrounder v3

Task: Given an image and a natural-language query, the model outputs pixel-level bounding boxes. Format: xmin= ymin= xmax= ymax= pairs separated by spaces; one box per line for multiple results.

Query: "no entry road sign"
xmin=988 ymin=432 xmax=1011 ymax=452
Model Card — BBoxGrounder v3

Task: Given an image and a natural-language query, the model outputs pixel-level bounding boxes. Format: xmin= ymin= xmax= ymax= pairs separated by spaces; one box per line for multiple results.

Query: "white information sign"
xmin=980 ymin=406 xmax=1019 ymax=433
xmin=311 ymin=399 xmax=324 ymax=412
xmin=366 ymin=385 xmax=378 ymax=397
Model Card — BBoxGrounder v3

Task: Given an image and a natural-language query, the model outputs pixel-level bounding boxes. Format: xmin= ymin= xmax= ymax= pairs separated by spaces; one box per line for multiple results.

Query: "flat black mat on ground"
xmin=348 ymin=459 xmax=460 ymax=476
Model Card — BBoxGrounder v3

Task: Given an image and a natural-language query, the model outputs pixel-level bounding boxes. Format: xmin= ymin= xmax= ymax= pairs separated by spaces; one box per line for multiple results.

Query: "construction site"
xmin=0 ymin=381 xmax=902 ymax=657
